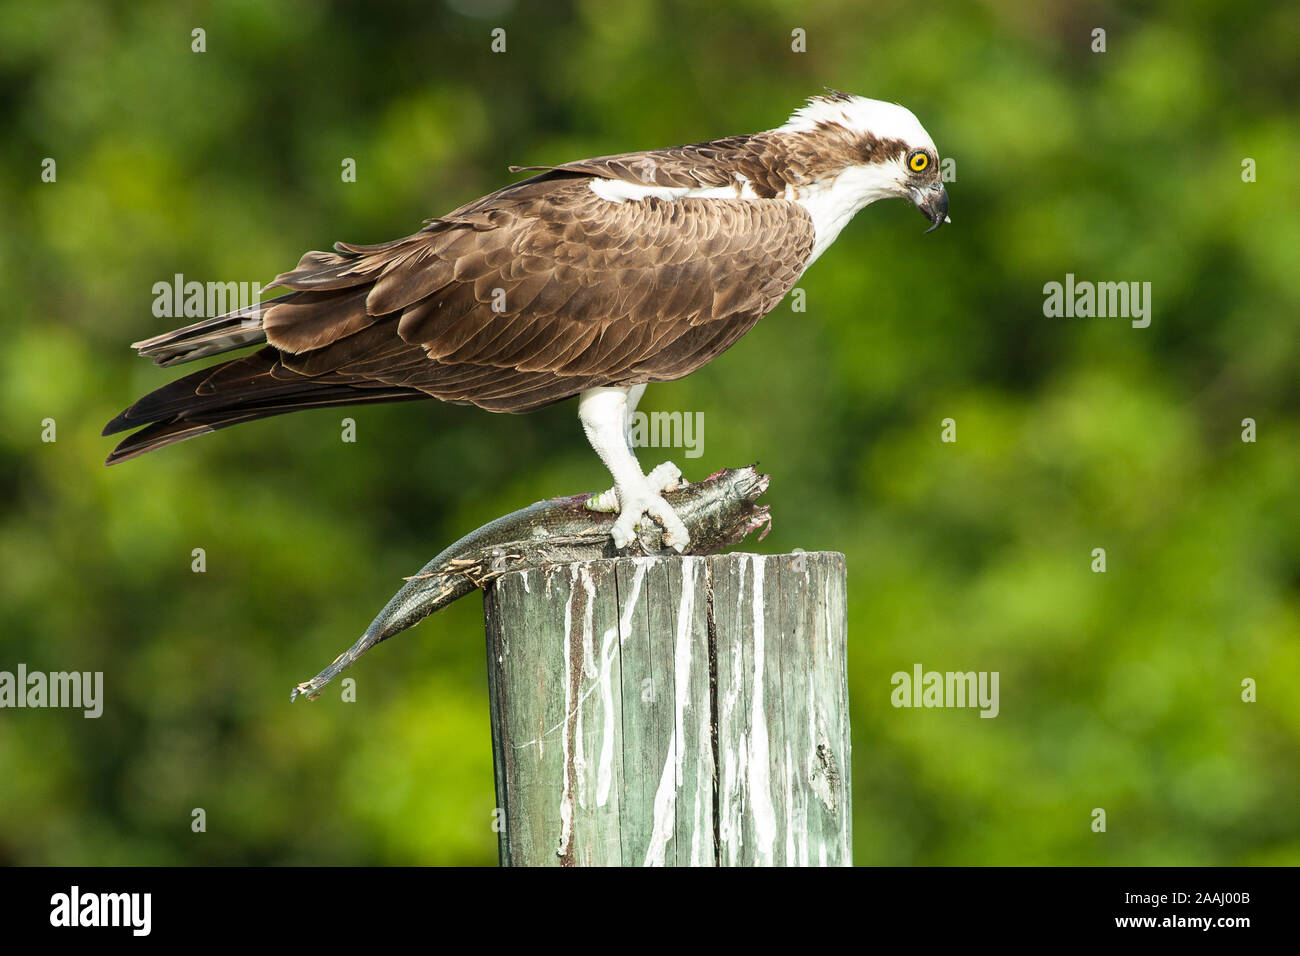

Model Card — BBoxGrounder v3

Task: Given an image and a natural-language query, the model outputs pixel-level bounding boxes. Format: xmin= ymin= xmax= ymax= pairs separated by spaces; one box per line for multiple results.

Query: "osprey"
xmin=105 ymin=91 xmax=948 ymax=550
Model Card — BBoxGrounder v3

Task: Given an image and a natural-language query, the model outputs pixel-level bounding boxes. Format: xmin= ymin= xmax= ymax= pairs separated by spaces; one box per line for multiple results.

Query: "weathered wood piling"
xmin=483 ymin=550 xmax=850 ymax=866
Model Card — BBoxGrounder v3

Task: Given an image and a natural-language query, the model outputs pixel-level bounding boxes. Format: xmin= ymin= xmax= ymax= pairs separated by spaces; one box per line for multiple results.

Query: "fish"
xmin=291 ymin=464 xmax=772 ymax=700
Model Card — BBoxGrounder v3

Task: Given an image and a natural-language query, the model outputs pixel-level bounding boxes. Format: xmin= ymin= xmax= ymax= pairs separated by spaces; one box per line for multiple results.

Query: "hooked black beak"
xmin=911 ymin=183 xmax=950 ymax=234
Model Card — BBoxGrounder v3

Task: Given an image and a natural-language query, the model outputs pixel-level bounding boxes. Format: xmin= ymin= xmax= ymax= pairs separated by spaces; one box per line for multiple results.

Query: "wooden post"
xmin=483 ymin=551 xmax=850 ymax=866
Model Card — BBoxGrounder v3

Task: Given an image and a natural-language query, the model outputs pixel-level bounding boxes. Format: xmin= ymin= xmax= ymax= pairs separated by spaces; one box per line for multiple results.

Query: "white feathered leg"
xmin=579 ymin=386 xmax=688 ymax=551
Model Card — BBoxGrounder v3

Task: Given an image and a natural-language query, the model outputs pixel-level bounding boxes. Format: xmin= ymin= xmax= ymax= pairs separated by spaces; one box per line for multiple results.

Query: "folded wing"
xmin=105 ymin=156 xmax=815 ymax=464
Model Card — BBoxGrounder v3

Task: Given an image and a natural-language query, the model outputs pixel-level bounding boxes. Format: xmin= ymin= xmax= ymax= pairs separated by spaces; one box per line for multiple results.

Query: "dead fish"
xmin=291 ymin=464 xmax=771 ymax=701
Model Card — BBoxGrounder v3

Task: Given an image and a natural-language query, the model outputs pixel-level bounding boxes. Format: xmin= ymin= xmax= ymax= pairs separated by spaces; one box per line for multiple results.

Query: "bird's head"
xmin=777 ymin=91 xmax=949 ymax=233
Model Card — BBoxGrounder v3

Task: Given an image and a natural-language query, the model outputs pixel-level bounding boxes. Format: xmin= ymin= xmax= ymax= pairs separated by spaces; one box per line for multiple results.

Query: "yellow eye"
xmin=908 ymin=150 xmax=930 ymax=173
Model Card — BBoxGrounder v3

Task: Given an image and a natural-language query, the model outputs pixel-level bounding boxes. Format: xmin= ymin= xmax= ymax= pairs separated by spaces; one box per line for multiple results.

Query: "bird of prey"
xmin=104 ymin=91 xmax=948 ymax=550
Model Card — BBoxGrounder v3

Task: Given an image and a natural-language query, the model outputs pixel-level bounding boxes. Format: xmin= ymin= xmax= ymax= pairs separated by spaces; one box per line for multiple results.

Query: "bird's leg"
xmin=579 ymin=386 xmax=689 ymax=552
xmin=624 ymin=383 xmax=647 ymax=444
xmin=584 ymin=384 xmax=683 ymax=511
xmin=625 ymin=384 xmax=687 ymax=493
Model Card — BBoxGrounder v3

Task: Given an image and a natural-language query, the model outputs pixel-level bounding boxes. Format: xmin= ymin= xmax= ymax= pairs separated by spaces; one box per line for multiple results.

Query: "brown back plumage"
xmin=104 ymin=135 xmax=817 ymax=464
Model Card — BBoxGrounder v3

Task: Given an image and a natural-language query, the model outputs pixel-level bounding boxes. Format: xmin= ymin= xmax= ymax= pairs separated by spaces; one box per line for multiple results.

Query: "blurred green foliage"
xmin=1 ymin=0 xmax=1297 ymax=865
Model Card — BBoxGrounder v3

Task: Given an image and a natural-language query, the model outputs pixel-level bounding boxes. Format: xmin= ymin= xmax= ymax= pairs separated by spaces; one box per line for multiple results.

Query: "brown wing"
xmin=105 ymin=164 xmax=814 ymax=462
xmin=280 ymin=176 xmax=814 ymax=404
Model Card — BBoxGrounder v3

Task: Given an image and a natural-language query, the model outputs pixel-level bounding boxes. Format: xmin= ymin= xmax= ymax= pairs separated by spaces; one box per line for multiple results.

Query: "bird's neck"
xmin=794 ymin=164 xmax=899 ymax=269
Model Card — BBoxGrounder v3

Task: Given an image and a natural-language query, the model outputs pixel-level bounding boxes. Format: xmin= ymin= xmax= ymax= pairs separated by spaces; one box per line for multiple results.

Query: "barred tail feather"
xmin=131 ymin=295 xmax=291 ymax=367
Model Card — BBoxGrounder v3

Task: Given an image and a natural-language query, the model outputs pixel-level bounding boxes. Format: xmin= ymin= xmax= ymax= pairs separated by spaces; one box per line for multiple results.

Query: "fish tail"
xmin=290 ymin=572 xmax=470 ymax=700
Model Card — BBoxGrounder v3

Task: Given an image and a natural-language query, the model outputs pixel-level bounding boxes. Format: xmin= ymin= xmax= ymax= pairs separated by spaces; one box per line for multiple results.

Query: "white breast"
xmin=791 ymin=163 xmax=903 ymax=268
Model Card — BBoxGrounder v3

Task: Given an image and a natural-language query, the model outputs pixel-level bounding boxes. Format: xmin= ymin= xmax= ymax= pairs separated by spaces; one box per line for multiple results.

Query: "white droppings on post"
xmin=516 ymin=560 xmax=652 ymax=756
xmin=672 ymin=561 xmax=696 ymax=785
xmin=643 ymin=560 xmax=700 ymax=866
xmin=719 ymin=557 xmax=746 ymax=859
xmin=644 ymin=747 xmax=676 ymax=866
xmin=572 ymin=566 xmax=596 ymax=810
xmin=595 ymin=617 xmax=619 ymax=807
xmin=619 ymin=559 xmax=651 ymax=635
xmin=568 ymin=568 xmax=584 ymax=810
xmin=747 ymin=557 xmax=777 ymax=863
xmin=600 ymin=559 xmax=648 ymax=806
xmin=556 ymin=567 xmax=575 ymax=857
xmin=690 ymin=561 xmax=713 ymax=866
xmin=521 ymin=569 xmax=530 ymax=593
xmin=579 ymin=566 xmax=598 ymax=681
xmin=719 ymin=746 xmax=737 ymax=851
xmin=718 ymin=585 xmax=745 ymax=860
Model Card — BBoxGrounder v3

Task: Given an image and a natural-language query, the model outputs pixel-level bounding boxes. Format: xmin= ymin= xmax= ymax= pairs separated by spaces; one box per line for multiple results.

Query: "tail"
xmin=104 ymin=345 xmax=424 ymax=464
xmin=106 ymin=241 xmax=449 ymax=464
xmin=110 ymin=365 xmax=424 ymax=466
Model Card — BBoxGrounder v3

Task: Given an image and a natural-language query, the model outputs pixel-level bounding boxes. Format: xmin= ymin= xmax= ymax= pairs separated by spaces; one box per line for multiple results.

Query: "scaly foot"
xmin=585 ymin=461 xmax=684 ymax=512
xmin=586 ymin=462 xmax=689 ymax=551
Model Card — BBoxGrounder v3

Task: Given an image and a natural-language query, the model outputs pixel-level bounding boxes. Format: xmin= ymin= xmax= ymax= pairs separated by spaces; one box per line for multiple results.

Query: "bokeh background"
xmin=2 ymin=0 xmax=1297 ymax=865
